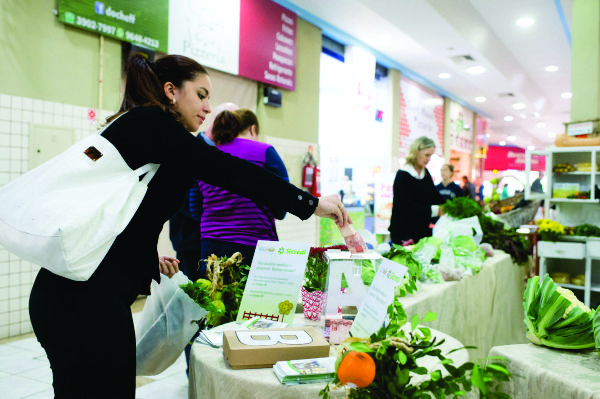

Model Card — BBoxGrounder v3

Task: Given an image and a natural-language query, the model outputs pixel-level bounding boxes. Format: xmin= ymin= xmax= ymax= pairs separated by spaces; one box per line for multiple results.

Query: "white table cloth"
xmin=188 ymin=314 xmax=469 ymax=399
xmin=489 ymin=343 xmax=600 ymax=399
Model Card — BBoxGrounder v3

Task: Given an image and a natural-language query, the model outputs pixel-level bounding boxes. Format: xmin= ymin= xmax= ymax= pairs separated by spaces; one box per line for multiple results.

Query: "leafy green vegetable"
xmin=303 ymin=245 xmax=348 ymax=292
xmin=574 ymin=224 xmax=600 ymax=237
xmin=594 ymin=306 xmax=600 ymax=357
xmin=523 ymin=275 xmax=596 ymax=350
xmin=478 ymin=214 xmax=529 ymax=264
xmin=320 ymin=296 xmax=512 ymax=399
xmin=412 ymin=236 xmax=442 ymax=262
xmin=383 ymin=246 xmax=423 ymax=297
xmin=443 ymin=197 xmax=482 ymax=219
xmin=452 ymin=235 xmax=479 ymax=252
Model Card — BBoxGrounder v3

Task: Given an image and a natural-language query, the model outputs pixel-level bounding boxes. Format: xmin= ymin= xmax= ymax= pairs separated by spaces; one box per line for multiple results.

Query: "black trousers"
xmin=30 ymin=268 xmax=138 ymax=399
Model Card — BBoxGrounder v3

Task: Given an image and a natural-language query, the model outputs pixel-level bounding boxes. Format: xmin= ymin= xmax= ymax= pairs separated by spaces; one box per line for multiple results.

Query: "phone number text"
xmin=73 ymin=16 xmax=159 ymax=49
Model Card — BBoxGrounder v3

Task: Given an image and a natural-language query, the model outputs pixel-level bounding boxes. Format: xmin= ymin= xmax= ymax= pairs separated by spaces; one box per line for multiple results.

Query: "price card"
xmin=349 ymin=259 xmax=408 ymax=338
xmin=236 ymin=240 xmax=310 ymax=325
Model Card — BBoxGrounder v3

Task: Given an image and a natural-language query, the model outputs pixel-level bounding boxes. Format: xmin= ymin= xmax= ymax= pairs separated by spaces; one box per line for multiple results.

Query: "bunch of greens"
xmin=383 ymin=246 xmax=423 ymax=297
xmin=594 ymin=308 xmax=600 ymax=357
xmin=303 ymin=245 xmax=348 ymax=292
xmin=523 ymin=274 xmax=596 ymax=350
xmin=442 ymin=197 xmax=483 ymax=219
xmin=412 ymin=236 xmax=443 ymax=263
xmin=180 ymin=252 xmax=250 ymax=326
xmin=320 ymin=297 xmax=512 ymax=399
xmin=478 ymin=214 xmax=529 ymax=264
xmin=574 ymin=223 xmax=600 ymax=237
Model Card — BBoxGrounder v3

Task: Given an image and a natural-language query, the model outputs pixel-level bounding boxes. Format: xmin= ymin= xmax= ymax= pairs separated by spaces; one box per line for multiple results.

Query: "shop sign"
xmin=169 ymin=0 xmax=296 ymax=91
xmin=484 ymin=145 xmax=546 ymax=171
xmin=57 ymin=0 xmax=168 ymax=53
xmin=399 ymin=78 xmax=444 ymax=158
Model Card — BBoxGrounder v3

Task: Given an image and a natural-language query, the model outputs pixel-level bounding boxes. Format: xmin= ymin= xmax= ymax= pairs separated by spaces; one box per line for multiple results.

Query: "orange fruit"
xmin=337 ymin=351 xmax=376 ymax=388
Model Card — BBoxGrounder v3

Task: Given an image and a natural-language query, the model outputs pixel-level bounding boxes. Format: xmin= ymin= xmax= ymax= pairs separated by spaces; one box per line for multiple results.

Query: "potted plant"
xmin=302 ymin=245 xmax=347 ymax=320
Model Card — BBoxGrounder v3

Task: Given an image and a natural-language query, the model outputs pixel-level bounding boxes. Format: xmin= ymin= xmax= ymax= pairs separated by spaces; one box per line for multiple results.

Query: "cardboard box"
xmin=223 ymin=326 xmax=330 ymax=369
xmin=552 ymin=183 xmax=580 ymax=198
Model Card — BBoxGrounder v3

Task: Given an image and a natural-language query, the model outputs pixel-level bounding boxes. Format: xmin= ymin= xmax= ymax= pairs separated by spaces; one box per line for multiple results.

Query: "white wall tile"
xmin=42 ymin=101 xmax=53 ymax=114
xmin=0 ymin=134 xmax=8 ymax=146
xmin=9 ymin=311 xmax=19 ymax=324
xmin=33 ymin=99 xmax=43 ymax=112
xmin=0 ymin=263 xmax=8 ymax=275
xmin=0 ymin=300 xmax=7 ymax=312
xmin=0 ymin=95 xmax=10 ymax=108
xmin=21 ymin=123 xmax=28 ymax=136
xmin=0 ymin=160 xmax=9 ymax=171
xmin=22 ymin=97 xmax=33 ymax=111
xmin=10 ymin=160 xmax=20 ymax=172
xmin=64 ymin=116 xmax=73 ymax=127
xmin=9 ymin=323 xmax=19 ymax=336
xmin=53 ymin=115 xmax=64 ymax=126
xmin=0 ymin=172 xmax=7 ymax=185
xmin=9 ymin=274 xmax=18 ymax=286
xmin=10 ymin=109 xmax=22 ymax=122
xmin=11 ymin=96 xmax=22 ymax=109
xmin=20 ymin=284 xmax=31 ymax=297
xmin=9 ymin=286 xmax=19 ymax=298
xmin=0 ymin=288 xmax=7 ymax=300
xmin=0 ymin=325 xmax=8 ymax=338
xmin=42 ymin=113 xmax=53 ymax=125
xmin=54 ymin=103 xmax=64 ymax=115
xmin=0 ymin=108 xmax=9 ymax=121
xmin=64 ymin=104 xmax=73 ymax=116
xmin=33 ymin=112 xmax=43 ymax=124
xmin=20 ymin=297 xmax=28 ymax=309
xmin=0 ymin=147 xmax=9 ymax=159
xmin=20 ymin=321 xmax=32 ymax=334
xmin=10 ymin=122 xmax=21 ymax=135
xmin=22 ymin=110 xmax=33 ymax=123
xmin=10 ymin=135 xmax=21 ymax=147
xmin=0 ymin=275 xmax=7 ymax=288
xmin=0 ymin=312 xmax=8 ymax=326
xmin=0 ymin=121 xmax=9 ymax=133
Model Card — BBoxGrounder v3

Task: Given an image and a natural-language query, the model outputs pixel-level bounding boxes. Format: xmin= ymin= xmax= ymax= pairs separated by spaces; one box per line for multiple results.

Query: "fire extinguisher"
xmin=310 ymin=166 xmax=321 ymax=197
xmin=302 ymin=164 xmax=314 ymax=188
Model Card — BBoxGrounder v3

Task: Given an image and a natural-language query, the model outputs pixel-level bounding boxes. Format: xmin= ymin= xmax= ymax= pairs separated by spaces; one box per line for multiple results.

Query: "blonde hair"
xmin=405 ymin=136 xmax=435 ymax=166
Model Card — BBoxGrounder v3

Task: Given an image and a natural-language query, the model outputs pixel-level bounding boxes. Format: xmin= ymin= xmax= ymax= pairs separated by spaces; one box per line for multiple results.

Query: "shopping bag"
xmin=0 ymin=113 xmax=159 ymax=281
xmin=135 ymin=272 xmax=208 ymax=376
xmin=432 ymin=215 xmax=483 ymax=245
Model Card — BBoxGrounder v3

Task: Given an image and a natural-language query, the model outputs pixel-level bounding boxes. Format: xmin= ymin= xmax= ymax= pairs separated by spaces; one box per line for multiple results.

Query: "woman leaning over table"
xmin=388 ymin=136 xmax=444 ymax=245
xmin=28 ymin=53 xmax=349 ymax=399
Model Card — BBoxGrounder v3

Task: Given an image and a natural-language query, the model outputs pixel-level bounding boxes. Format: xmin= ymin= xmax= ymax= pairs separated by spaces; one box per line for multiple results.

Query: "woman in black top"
xmin=28 ymin=54 xmax=349 ymax=398
xmin=389 ymin=136 xmax=444 ymax=245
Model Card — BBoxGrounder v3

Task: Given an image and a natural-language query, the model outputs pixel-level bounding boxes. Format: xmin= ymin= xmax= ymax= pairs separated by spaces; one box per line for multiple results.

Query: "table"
xmin=399 ymin=250 xmax=531 ymax=361
xmin=488 ymin=344 xmax=600 ymax=398
xmin=188 ymin=314 xmax=469 ymax=399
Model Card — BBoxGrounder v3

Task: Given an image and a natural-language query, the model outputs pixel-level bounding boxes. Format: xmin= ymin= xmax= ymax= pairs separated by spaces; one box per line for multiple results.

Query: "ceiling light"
xmin=499 ymin=140 xmax=507 ymax=146
xmin=536 ymin=122 xmax=546 ymax=128
xmin=475 ymin=96 xmax=486 ymax=103
xmin=516 ymin=17 xmax=535 ymax=27
xmin=438 ymin=72 xmax=451 ymax=79
xmin=548 ymin=132 xmax=556 ymax=138
xmin=561 ymin=92 xmax=572 ymax=99
xmin=527 ymin=145 xmax=535 ymax=150
xmin=512 ymin=102 xmax=526 ymax=110
xmin=507 ymin=136 xmax=517 ymax=141
xmin=545 ymin=65 xmax=559 ymax=72
xmin=504 ymin=116 xmax=514 ymax=122
xmin=466 ymin=66 xmax=486 ymax=74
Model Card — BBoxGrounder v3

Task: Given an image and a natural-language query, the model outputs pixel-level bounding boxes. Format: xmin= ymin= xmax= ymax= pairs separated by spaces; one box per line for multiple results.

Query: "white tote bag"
xmin=0 ymin=115 xmax=159 ymax=281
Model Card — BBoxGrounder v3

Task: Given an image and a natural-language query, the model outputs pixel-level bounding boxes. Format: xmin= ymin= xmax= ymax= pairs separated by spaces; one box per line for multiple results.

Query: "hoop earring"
xmin=171 ymin=98 xmax=176 ymax=105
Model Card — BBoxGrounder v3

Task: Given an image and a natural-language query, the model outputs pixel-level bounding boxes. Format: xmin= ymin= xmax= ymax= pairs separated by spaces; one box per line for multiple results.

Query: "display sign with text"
xmin=58 ymin=0 xmax=168 ymax=53
xmin=373 ymin=174 xmax=395 ymax=234
xmin=236 ymin=241 xmax=309 ymax=325
xmin=350 ymin=259 xmax=408 ymax=338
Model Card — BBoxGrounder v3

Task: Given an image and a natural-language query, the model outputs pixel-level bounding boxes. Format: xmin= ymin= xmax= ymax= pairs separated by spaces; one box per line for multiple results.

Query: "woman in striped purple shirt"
xmin=193 ymin=109 xmax=288 ymax=266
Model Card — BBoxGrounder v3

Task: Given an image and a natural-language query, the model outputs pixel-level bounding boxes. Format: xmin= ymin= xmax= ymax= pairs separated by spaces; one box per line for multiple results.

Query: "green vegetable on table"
xmin=574 ymin=223 xmax=600 ymax=237
xmin=523 ymin=274 xmax=596 ymax=350
xmin=594 ymin=308 xmax=600 ymax=357
xmin=383 ymin=246 xmax=423 ymax=297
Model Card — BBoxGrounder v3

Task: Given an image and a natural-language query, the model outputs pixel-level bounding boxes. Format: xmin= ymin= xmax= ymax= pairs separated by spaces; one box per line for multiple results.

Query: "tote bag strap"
xmin=136 ymin=163 xmax=160 ymax=186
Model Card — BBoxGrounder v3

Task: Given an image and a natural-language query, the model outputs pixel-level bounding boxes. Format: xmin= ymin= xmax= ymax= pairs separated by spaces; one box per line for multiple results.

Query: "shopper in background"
xmin=28 ymin=53 xmax=349 ymax=399
xmin=194 ymin=109 xmax=288 ymax=266
xmin=436 ymin=163 xmax=464 ymax=202
xmin=461 ymin=175 xmax=477 ymax=201
xmin=475 ymin=177 xmax=485 ymax=204
xmin=531 ymin=171 xmax=544 ymax=193
xmin=389 ymin=136 xmax=444 ymax=245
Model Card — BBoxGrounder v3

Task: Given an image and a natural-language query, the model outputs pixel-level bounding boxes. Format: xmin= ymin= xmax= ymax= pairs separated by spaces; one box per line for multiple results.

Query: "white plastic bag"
xmin=134 ymin=272 xmax=208 ymax=376
xmin=433 ymin=215 xmax=483 ymax=245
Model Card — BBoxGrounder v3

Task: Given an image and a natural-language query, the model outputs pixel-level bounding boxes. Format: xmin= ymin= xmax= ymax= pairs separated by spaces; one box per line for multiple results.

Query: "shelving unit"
xmin=526 ymin=146 xmax=600 ymax=308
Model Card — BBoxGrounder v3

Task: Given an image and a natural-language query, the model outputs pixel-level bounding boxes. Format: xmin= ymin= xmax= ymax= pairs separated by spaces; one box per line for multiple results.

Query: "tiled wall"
xmin=0 ymin=93 xmax=114 ymax=339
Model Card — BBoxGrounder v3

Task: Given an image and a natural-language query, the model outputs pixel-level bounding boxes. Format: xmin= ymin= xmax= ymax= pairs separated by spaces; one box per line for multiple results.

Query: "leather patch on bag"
xmin=84 ymin=146 xmax=103 ymax=161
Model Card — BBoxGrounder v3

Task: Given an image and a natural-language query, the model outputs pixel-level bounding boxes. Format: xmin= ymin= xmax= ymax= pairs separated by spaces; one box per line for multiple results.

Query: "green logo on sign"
xmin=116 ymin=28 xmax=124 ymax=38
xmin=65 ymin=12 xmax=75 ymax=24
xmin=278 ymin=247 xmax=285 ymax=255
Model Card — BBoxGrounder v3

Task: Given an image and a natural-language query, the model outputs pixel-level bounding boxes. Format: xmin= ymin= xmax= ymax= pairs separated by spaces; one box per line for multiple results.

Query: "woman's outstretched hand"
xmin=158 ymin=255 xmax=180 ymax=278
xmin=314 ymin=194 xmax=352 ymax=227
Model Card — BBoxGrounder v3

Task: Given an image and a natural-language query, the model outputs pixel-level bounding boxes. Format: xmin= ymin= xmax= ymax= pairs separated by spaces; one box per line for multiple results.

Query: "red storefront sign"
xmin=484 ymin=145 xmax=545 ymax=171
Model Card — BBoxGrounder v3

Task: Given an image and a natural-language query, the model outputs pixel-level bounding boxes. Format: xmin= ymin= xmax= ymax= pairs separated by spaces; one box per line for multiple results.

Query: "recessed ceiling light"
xmin=527 ymin=145 xmax=535 ymax=150
xmin=545 ymin=65 xmax=559 ymax=72
xmin=507 ymin=135 xmax=517 ymax=141
xmin=504 ymin=116 xmax=514 ymax=122
xmin=466 ymin=66 xmax=486 ymax=75
xmin=512 ymin=102 xmax=526 ymax=110
xmin=475 ymin=96 xmax=486 ymax=103
xmin=438 ymin=72 xmax=451 ymax=79
xmin=561 ymin=92 xmax=572 ymax=99
xmin=548 ymin=132 xmax=556 ymax=138
xmin=499 ymin=140 xmax=507 ymax=146
xmin=536 ymin=122 xmax=546 ymax=128
xmin=516 ymin=17 xmax=535 ymax=27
